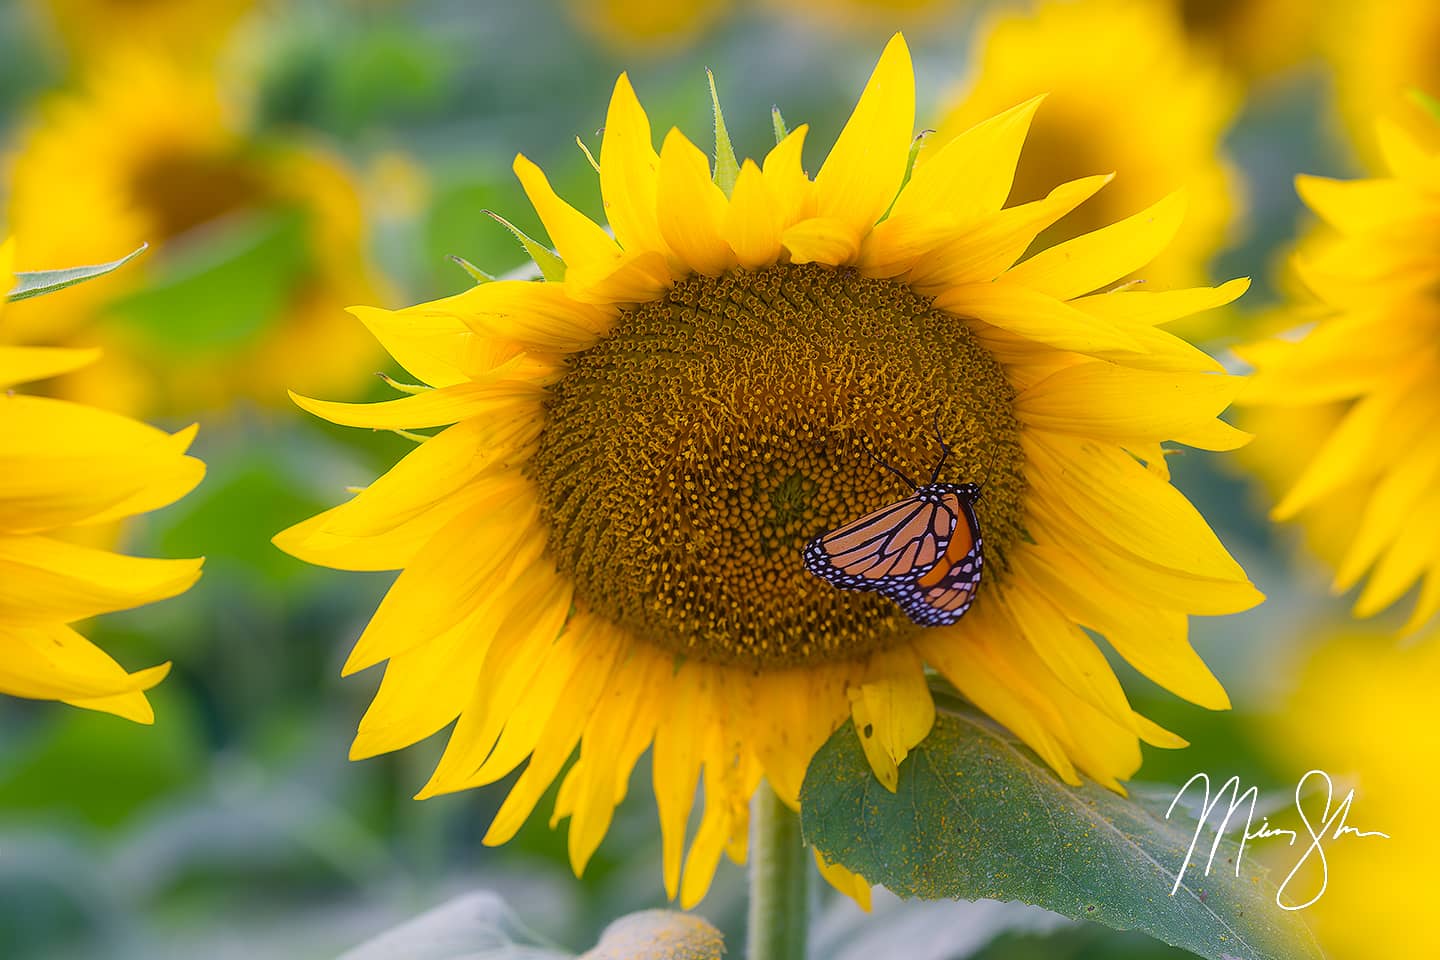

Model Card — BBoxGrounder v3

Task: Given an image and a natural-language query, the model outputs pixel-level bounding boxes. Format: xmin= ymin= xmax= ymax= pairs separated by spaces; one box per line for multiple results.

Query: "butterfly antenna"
xmin=861 ymin=439 xmax=918 ymax=490
xmin=930 ymin=411 xmax=951 ymax=484
xmin=975 ymin=441 xmax=1002 ymax=500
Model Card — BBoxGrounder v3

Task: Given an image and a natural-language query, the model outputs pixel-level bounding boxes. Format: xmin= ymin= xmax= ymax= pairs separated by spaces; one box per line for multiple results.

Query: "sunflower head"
xmin=278 ymin=34 xmax=1257 ymax=907
xmin=1238 ymin=110 xmax=1440 ymax=634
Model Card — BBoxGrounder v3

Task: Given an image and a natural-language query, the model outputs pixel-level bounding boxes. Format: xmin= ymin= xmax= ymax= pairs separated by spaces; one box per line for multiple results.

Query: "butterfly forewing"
xmin=803 ymin=481 xmax=984 ymax=627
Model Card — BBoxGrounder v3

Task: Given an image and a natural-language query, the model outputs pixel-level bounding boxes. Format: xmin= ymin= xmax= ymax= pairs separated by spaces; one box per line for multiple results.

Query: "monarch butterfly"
xmin=802 ymin=429 xmax=985 ymax=627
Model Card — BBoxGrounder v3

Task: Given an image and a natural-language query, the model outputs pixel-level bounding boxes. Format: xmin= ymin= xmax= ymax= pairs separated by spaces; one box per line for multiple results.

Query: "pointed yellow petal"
xmin=936 ymin=282 xmax=1143 ymax=355
xmin=907 ymin=174 xmax=1113 ymax=291
xmin=1015 ymin=362 xmax=1241 ymax=446
xmin=0 ymin=622 xmax=168 ymax=721
xmin=513 ymin=153 xmax=619 ymax=268
xmin=761 ymin=124 xmax=812 ymax=228
xmin=1073 ymin=278 xmax=1250 ymax=327
xmin=814 ymin=849 xmax=872 ymax=911
xmin=1004 ymin=191 xmax=1189 ymax=299
xmin=599 ymin=73 xmax=670 ymax=260
xmin=894 ymin=94 xmax=1044 ymax=229
xmin=0 ymin=535 xmax=201 ymax=623
xmin=290 ymin=379 xmax=543 ymax=430
xmin=0 ymin=346 xmax=101 ymax=390
xmin=725 ymin=160 xmax=784 ymax=270
xmin=848 ymin=647 xmax=933 ymax=792
xmin=812 ymin=34 xmax=915 ymax=236
xmin=657 ymin=128 xmax=735 ymax=276
xmin=653 ymin=663 xmax=708 ymax=900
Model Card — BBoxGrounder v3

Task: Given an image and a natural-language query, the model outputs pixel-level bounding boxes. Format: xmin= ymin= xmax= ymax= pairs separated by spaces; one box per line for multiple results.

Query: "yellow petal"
xmin=848 ymin=647 xmax=933 ymax=792
xmin=444 ymin=280 xmax=611 ymax=351
xmin=725 ymin=160 xmax=784 ymax=270
xmin=0 ymin=346 xmax=101 ymax=390
xmin=1018 ymin=543 xmax=1230 ymax=710
xmin=781 ymin=217 xmax=861 ymax=266
xmin=814 ymin=849 xmax=872 ymax=911
xmin=343 ymin=479 xmax=540 ymax=674
xmin=653 ymin=662 xmax=708 ymax=900
xmin=290 ymin=379 xmax=543 ymax=430
xmin=1072 ymin=277 xmax=1250 ymax=327
xmin=513 ymin=153 xmax=619 ymax=268
xmin=812 ymin=33 xmax=915 ymax=237
xmin=350 ymin=305 xmax=476 ymax=389
xmin=1004 ymin=191 xmax=1188 ymax=299
xmin=743 ymin=664 xmax=848 ymax=807
xmin=1014 ymin=362 xmax=1241 ymax=446
xmin=0 ymin=621 xmax=168 ymax=722
xmin=1353 ymin=493 xmax=1440 ymax=619
xmin=1022 ymin=431 xmax=1249 ymax=581
xmin=564 ymin=248 xmax=672 ymax=305
xmin=907 ymin=174 xmax=1112 ymax=292
xmin=893 ymin=94 xmax=1044 ymax=229
xmin=599 ymin=73 xmax=670 ymax=261
xmin=657 ymin=128 xmax=735 ymax=276
xmin=761 ymin=124 xmax=812 ymax=227
xmin=1334 ymin=442 xmax=1440 ymax=590
xmin=936 ymin=282 xmax=1143 ymax=355
xmin=0 ymin=535 xmax=201 ymax=623
xmin=1296 ymin=173 xmax=1433 ymax=234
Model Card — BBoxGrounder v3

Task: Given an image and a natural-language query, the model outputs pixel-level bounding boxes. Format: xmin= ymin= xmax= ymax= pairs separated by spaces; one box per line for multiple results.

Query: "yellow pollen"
xmin=528 ymin=263 xmax=1026 ymax=667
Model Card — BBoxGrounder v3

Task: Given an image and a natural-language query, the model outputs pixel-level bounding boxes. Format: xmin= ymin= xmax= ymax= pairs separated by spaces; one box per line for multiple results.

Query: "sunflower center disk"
xmin=528 ymin=264 xmax=1026 ymax=667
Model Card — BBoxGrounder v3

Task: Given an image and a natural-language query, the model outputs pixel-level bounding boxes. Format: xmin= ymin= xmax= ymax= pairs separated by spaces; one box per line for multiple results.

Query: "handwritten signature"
xmin=1165 ymin=769 xmax=1390 ymax=911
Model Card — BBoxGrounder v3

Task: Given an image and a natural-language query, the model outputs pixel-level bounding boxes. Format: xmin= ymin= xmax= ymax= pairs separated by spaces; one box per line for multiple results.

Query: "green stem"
xmin=747 ymin=781 xmax=808 ymax=960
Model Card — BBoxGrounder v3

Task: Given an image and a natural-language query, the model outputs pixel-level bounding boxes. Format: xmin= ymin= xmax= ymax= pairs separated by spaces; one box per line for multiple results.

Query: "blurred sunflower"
xmin=1264 ymin=630 xmax=1438 ymax=960
xmin=30 ymin=0 xmax=257 ymax=67
xmin=1237 ymin=113 xmax=1440 ymax=634
xmin=1171 ymin=0 xmax=1320 ymax=79
xmin=933 ymin=0 xmax=1240 ymax=303
xmin=3 ymin=51 xmax=382 ymax=416
xmin=277 ymin=35 xmax=1258 ymax=906
xmin=567 ymin=0 xmax=729 ymax=52
xmin=1326 ymin=0 xmax=1440 ymax=161
xmin=0 ymin=240 xmax=204 ymax=722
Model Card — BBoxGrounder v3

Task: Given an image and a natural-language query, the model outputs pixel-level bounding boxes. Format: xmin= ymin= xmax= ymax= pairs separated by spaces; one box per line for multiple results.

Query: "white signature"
xmin=1165 ymin=769 xmax=1390 ymax=911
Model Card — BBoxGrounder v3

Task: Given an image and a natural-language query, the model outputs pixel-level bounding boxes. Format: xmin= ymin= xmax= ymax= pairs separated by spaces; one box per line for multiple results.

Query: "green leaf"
xmin=800 ymin=709 xmax=1324 ymax=960
xmin=707 ymin=69 xmax=739 ymax=197
xmin=5 ymin=244 xmax=147 ymax=301
xmin=105 ymin=208 xmax=311 ymax=353
xmin=487 ymin=210 xmax=566 ymax=282
xmin=339 ymin=892 xmax=568 ymax=960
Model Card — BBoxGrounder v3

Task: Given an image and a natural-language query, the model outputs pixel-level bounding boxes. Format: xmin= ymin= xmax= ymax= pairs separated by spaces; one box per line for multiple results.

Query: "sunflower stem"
xmin=747 ymin=781 xmax=807 ymax=960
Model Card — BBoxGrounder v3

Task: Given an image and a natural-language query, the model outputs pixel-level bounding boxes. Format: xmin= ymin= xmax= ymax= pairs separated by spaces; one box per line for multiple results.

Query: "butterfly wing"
xmin=803 ymin=495 xmax=958 ymax=589
xmin=882 ymin=497 xmax=983 ymax=626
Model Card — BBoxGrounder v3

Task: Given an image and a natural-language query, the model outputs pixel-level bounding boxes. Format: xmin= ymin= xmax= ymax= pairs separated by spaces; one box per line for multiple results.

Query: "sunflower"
xmin=1237 ymin=113 xmax=1440 ymax=635
xmin=932 ymin=0 xmax=1240 ymax=302
xmin=0 ymin=240 xmax=204 ymax=722
xmin=3 ymin=50 xmax=382 ymax=416
xmin=30 ymin=0 xmax=257 ymax=67
xmin=1325 ymin=0 xmax=1440 ymax=162
xmin=1171 ymin=0 xmax=1320 ymax=79
xmin=1263 ymin=630 xmax=1438 ymax=960
xmin=276 ymin=35 xmax=1259 ymax=906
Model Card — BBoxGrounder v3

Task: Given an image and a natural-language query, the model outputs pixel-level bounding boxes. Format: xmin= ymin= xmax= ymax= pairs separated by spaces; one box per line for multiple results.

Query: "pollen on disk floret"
xmin=526 ymin=263 xmax=1027 ymax=667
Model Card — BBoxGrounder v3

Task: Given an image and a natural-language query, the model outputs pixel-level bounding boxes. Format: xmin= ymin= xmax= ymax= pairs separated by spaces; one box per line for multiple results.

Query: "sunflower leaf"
xmin=800 ymin=709 xmax=1325 ymax=960
xmin=6 ymin=243 xmax=148 ymax=301
xmin=486 ymin=210 xmax=566 ymax=282
xmin=707 ymin=69 xmax=739 ymax=197
xmin=339 ymin=892 xmax=567 ymax=960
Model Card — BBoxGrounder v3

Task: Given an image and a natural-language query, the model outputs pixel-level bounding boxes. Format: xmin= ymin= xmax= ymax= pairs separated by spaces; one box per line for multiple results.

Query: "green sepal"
xmin=449 ymin=254 xmax=495 ymax=284
xmin=486 ymin=210 xmax=566 ymax=282
xmin=772 ymin=105 xmax=789 ymax=145
xmin=6 ymin=243 xmax=148 ymax=301
xmin=707 ymin=69 xmax=740 ymax=197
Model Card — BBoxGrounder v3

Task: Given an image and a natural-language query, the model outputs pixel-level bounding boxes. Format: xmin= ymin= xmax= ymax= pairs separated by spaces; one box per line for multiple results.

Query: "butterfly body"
xmin=803 ymin=480 xmax=983 ymax=626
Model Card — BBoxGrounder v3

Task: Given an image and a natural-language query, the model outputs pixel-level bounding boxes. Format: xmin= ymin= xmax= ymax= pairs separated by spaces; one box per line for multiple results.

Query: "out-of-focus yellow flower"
xmin=3 ymin=51 xmax=383 ymax=416
xmin=0 ymin=240 xmax=204 ymax=722
xmin=1264 ymin=630 xmax=1440 ymax=960
xmin=1237 ymin=113 xmax=1440 ymax=635
xmin=31 ymin=0 xmax=258 ymax=67
xmin=276 ymin=35 xmax=1257 ymax=907
xmin=1326 ymin=0 xmax=1440 ymax=162
xmin=570 ymin=0 xmax=956 ymax=52
xmin=933 ymin=0 xmax=1241 ymax=304
xmin=1170 ymin=0 xmax=1320 ymax=79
